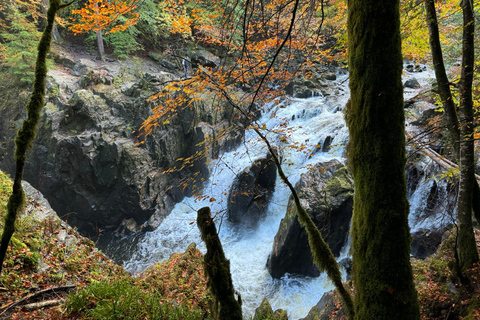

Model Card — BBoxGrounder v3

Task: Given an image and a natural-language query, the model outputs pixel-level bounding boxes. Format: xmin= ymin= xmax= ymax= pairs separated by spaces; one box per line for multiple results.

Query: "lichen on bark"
xmin=197 ymin=207 xmax=243 ymax=320
xmin=346 ymin=0 xmax=420 ymax=318
xmin=0 ymin=0 xmax=65 ymax=274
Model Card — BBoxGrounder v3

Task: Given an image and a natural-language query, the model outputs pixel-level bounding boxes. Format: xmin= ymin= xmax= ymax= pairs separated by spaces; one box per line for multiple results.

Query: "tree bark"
xmin=197 ymin=207 xmax=242 ymax=320
xmin=424 ymin=0 xmax=480 ymax=226
xmin=94 ymin=1 xmax=105 ymax=60
xmin=456 ymin=0 xmax=478 ymax=272
xmin=346 ymin=0 xmax=420 ymax=318
xmin=424 ymin=0 xmax=459 ymax=156
xmin=0 ymin=0 xmax=62 ymax=274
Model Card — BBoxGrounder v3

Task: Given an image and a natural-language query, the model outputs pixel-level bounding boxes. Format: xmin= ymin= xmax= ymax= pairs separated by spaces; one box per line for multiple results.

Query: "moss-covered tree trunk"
xmin=197 ymin=207 xmax=242 ymax=320
xmin=346 ymin=0 xmax=420 ymax=318
xmin=456 ymin=0 xmax=478 ymax=272
xmin=0 ymin=0 xmax=63 ymax=274
xmin=424 ymin=0 xmax=459 ymax=155
xmin=424 ymin=0 xmax=480 ymax=225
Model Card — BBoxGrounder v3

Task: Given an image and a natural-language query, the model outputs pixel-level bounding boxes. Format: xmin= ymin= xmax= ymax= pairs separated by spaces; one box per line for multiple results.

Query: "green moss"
xmin=197 ymin=207 xmax=242 ymax=320
xmin=346 ymin=0 xmax=420 ymax=318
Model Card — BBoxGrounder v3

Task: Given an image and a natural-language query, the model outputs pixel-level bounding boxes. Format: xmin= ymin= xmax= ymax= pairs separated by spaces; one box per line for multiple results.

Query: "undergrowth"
xmin=0 ymin=170 xmax=211 ymax=319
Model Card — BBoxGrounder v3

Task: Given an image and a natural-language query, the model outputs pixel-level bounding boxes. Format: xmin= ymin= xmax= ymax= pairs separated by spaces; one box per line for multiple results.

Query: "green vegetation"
xmin=0 ymin=6 xmax=45 ymax=86
xmin=67 ymin=277 xmax=206 ymax=320
xmin=0 ymin=170 xmax=211 ymax=319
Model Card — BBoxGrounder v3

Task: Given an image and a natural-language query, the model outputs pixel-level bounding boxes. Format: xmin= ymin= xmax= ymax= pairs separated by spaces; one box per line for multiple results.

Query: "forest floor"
xmin=1 ymin=168 xmax=480 ymax=319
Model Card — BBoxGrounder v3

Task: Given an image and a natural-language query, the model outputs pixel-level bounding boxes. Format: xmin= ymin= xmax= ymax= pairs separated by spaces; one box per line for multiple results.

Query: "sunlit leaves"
xmin=69 ymin=0 xmax=139 ymax=35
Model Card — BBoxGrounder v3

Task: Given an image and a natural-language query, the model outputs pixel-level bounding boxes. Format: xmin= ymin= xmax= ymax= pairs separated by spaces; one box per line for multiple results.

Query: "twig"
xmin=0 ymin=285 xmax=75 ymax=315
xmin=22 ymin=299 xmax=65 ymax=311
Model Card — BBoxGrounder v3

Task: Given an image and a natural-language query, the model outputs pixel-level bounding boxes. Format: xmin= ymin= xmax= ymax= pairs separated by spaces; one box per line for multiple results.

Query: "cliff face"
xmin=0 ymin=46 xmax=243 ymax=238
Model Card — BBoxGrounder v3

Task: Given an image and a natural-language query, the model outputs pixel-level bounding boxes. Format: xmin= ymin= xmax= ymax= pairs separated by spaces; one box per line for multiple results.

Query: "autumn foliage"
xmin=69 ymin=0 xmax=139 ymax=35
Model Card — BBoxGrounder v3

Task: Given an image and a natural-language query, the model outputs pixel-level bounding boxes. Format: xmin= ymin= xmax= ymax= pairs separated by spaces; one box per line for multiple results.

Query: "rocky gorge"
xmin=0 ymin=41 xmax=467 ymax=318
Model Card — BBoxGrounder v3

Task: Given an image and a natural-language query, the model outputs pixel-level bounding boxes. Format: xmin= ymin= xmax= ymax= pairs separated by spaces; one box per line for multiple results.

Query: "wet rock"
xmin=190 ymin=48 xmax=220 ymax=69
xmin=228 ymin=154 xmax=277 ymax=227
xmin=323 ymin=73 xmax=336 ymax=81
xmin=301 ymin=291 xmax=346 ymax=320
xmin=254 ymin=298 xmax=288 ymax=320
xmin=404 ymin=77 xmax=421 ymax=89
xmin=338 ymin=257 xmax=352 ymax=280
xmin=267 ymin=160 xmax=353 ymax=278
xmin=322 ymin=136 xmax=333 ymax=152
xmin=294 ymin=87 xmax=313 ymax=98
xmin=411 ymin=228 xmax=444 ymax=259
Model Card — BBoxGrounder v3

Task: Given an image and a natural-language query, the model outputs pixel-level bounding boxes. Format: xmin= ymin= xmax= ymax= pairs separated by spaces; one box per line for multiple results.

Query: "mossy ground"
xmin=0 ymin=170 xmax=210 ymax=319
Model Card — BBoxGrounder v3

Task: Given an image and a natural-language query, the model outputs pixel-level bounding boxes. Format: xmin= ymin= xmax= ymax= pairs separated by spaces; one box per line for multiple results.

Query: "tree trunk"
xmin=424 ymin=0 xmax=459 ymax=155
xmin=456 ymin=0 xmax=478 ymax=272
xmin=94 ymin=1 xmax=105 ymax=61
xmin=346 ymin=0 xmax=420 ymax=318
xmin=197 ymin=207 xmax=242 ymax=320
xmin=0 ymin=0 xmax=62 ymax=274
xmin=96 ymin=29 xmax=105 ymax=60
xmin=424 ymin=0 xmax=480 ymax=225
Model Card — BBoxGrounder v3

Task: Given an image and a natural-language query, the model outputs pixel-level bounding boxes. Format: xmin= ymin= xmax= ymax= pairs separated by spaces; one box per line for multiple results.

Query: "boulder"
xmin=190 ymin=48 xmax=220 ymax=69
xmin=404 ymin=77 xmax=421 ymax=89
xmin=254 ymin=298 xmax=288 ymax=320
xmin=411 ymin=228 xmax=444 ymax=259
xmin=267 ymin=160 xmax=353 ymax=278
xmin=70 ymin=59 xmax=90 ymax=76
xmin=301 ymin=291 xmax=346 ymax=320
xmin=227 ymin=154 xmax=277 ymax=227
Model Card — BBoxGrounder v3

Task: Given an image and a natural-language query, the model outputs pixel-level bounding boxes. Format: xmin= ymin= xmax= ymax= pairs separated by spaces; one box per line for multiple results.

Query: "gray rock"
xmin=323 ymin=73 xmax=337 ymax=81
xmin=0 ymin=55 xmax=245 ymax=242
xmin=228 ymin=154 xmax=277 ymax=227
xmin=411 ymin=228 xmax=444 ymax=259
xmin=267 ymin=160 xmax=353 ymax=278
xmin=301 ymin=291 xmax=346 ymax=320
xmin=71 ymin=60 xmax=90 ymax=76
xmin=404 ymin=77 xmax=421 ymax=89
xmin=190 ymin=48 xmax=220 ymax=69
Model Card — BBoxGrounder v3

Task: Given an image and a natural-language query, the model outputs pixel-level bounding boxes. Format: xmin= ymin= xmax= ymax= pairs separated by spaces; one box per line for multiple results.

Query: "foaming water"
xmin=123 ymin=68 xmax=439 ymax=319
xmin=124 ymin=87 xmax=350 ymax=319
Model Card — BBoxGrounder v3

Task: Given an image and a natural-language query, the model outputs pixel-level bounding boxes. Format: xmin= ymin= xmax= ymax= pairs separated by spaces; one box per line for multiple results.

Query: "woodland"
xmin=0 ymin=0 xmax=479 ymax=319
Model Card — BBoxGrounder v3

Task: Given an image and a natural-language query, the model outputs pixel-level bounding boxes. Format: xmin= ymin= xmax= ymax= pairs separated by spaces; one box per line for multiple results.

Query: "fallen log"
xmin=22 ymin=299 xmax=64 ymax=311
xmin=423 ymin=147 xmax=480 ymax=183
xmin=0 ymin=284 xmax=75 ymax=315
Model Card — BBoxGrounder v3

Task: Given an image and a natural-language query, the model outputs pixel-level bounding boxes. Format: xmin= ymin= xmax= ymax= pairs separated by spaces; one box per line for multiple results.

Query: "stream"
xmin=105 ymin=66 xmax=447 ymax=319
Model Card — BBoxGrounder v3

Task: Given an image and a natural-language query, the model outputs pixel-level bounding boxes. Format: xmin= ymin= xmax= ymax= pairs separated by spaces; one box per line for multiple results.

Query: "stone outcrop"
xmin=253 ymin=298 xmax=288 ymax=320
xmin=300 ymin=291 xmax=346 ymax=320
xmin=267 ymin=160 xmax=353 ymax=278
xmin=227 ymin=154 xmax=277 ymax=227
xmin=0 ymin=48 xmax=244 ymax=238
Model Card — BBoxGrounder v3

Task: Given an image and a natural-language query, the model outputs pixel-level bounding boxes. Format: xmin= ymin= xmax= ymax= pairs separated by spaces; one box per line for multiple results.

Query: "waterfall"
xmin=124 ymin=74 xmax=351 ymax=319
xmin=123 ymin=66 xmax=441 ymax=319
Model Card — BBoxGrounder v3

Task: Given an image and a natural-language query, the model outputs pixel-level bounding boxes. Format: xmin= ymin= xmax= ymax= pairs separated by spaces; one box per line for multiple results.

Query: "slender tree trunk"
xmin=94 ymin=1 xmax=105 ymax=60
xmin=96 ymin=30 xmax=105 ymax=60
xmin=424 ymin=0 xmax=480 ymax=224
xmin=346 ymin=0 xmax=420 ymax=318
xmin=424 ymin=0 xmax=459 ymax=155
xmin=197 ymin=207 xmax=242 ymax=320
xmin=0 ymin=0 xmax=62 ymax=274
xmin=456 ymin=0 xmax=478 ymax=272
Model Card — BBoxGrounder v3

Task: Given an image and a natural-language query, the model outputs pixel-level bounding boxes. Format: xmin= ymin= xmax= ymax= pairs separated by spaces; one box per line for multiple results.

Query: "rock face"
xmin=0 ymin=49 xmax=244 ymax=238
xmin=253 ymin=298 xmax=288 ymax=320
xmin=227 ymin=154 xmax=277 ymax=227
xmin=405 ymin=158 xmax=457 ymax=259
xmin=301 ymin=291 xmax=346 ymax=320
xmin=267 ymin=160 xmax=353 ymax=278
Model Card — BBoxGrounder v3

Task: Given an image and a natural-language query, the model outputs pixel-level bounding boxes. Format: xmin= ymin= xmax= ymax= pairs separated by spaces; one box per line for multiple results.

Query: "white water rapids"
xmin=123 ymin=67 xmax=444 ymax=319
